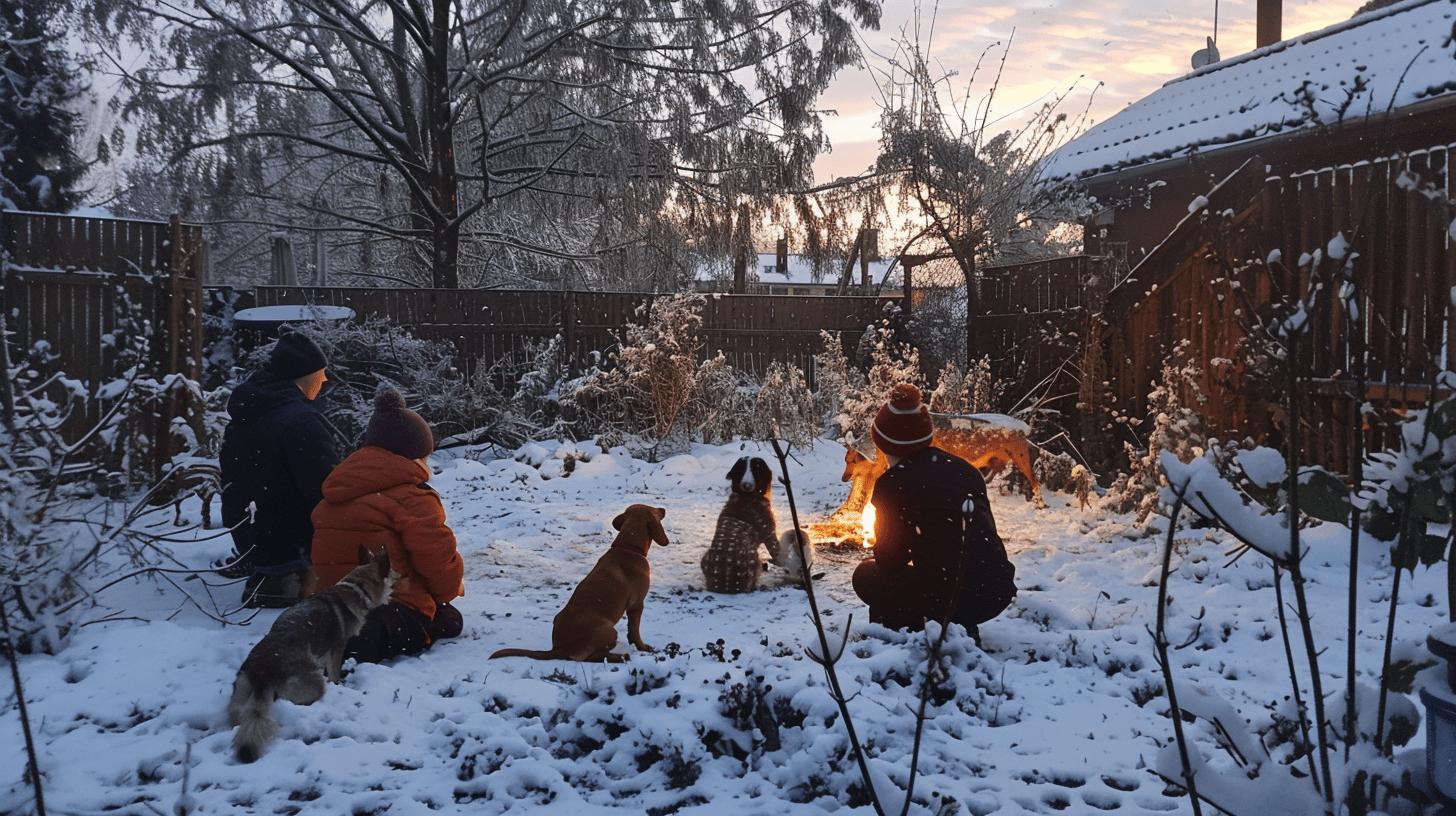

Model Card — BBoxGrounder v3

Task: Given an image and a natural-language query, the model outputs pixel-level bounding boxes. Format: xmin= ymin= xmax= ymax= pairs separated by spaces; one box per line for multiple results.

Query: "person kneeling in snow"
xmin=310 ymin=388 xmax=465 ymax=664
xmin=852 ymin=384 xmax=1016 ymax=641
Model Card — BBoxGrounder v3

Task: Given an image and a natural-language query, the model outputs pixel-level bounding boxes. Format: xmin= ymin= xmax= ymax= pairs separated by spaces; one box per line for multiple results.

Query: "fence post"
xmin=562 ymin=290 xmax=577 ymax=370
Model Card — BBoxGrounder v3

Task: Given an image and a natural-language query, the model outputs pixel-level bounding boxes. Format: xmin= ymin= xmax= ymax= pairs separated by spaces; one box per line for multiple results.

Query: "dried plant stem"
xmin=768 ymin=438 xmax=886 ymax=816
xmin=1284 ymin=327 xmax=1336 ymax=809
xmin=1272 ymin=563 xmax=1322 ymax=794
xmin=1 ymin=587 xmax=47 ymax=816
xmin=1152 ymin=495 xmax=1203 ymax=816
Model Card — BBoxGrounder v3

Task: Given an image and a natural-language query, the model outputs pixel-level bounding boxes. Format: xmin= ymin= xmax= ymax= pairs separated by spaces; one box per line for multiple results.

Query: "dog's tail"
xmin=227 ymin=671 xmax=278 ymax=763
xmin=489 ymin=647 xmax=558 ymax=660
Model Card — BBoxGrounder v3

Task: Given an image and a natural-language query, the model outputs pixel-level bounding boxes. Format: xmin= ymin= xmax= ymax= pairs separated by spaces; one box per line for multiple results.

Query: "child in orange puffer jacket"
xmin=310 ymin=388 xmax=465 ymax=664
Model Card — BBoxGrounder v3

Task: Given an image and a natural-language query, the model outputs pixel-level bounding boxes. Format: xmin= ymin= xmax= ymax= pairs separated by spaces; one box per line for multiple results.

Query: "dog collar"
xmin=609 ymin=544 xmax=650 ymax=561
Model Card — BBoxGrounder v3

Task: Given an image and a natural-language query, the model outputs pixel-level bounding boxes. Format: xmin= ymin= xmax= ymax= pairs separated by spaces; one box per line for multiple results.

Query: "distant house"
xmin=693 ymin=252 xmax=894 ymax=296
xmin=1044 ymin=0 xmax=1456 ymax=263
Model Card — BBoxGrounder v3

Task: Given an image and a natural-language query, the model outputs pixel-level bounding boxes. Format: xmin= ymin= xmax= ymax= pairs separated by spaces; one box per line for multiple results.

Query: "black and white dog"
xmin=699 ymin=457 xmax=777 ymax=593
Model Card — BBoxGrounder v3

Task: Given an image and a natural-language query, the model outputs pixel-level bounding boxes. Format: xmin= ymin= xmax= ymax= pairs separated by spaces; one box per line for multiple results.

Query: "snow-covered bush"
xmin=1150 ymin=237 xmax=1444 ymax=815
xmin=825 ymin=310 xmax=925 ymax=451
xmin=565 ymin=294 xmax=711 ymax=457
xmin=929 ymin=356 xmax=997 ymax=414
xmin=812 ymin=330 xmax=860 ymax=437
xmin=0 ymin=355 xmax=222 ymax=653
xmin=1105 ymin=342 xmax=1208 ymax=521
xmin=0 ymin=358 xmax=94 ymax=653
xmin=693 ymin=351 xmax=758 ymax=444
xmin=614 ymin=294 xmax=704 ymax=448
xmin=456 ymin=335 xmax=572 ymax=448
xmin=1033 ymin=450 xmax=1077 ymax=494
xmin=1361 ymin=388 xmax=1456 ymax=573
xmin=754 ymin=362 xmax=817 ymax=447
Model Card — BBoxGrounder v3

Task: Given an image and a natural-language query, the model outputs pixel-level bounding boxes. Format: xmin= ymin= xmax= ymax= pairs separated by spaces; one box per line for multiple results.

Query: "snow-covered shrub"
xmin=201 ymin=287 xmax=245 ymax=389
xmin=753 ymin=361 xmax=816 ymax=447
xmin=0 ymin=355 xmax=220 ymax=652
xmin=1361 ymin=388 xmax=1456 ymax=573
xmin=0 ymin=358 xmax=92 ymax=653
xmin=616 ymin=293 xmax=704 ymax=447
xmin=826 ymin=310 xmax=925 ymax=451
xmin=812 ymin=329 xmax=860 ymax=436
xmin=565 ymin=294 xmax=707 ymax=457
xmin=693 ymin=351 xmax=757 ymax=444
xmin=508 ymin=335 xmax=565 ymax=431
xmin=1149 ymin=235 xmax=1444 ymax=815
xmin=456 ymin=335 xmax=571 ymax=448
xmin=242 ymin=317 xmax=469 ymax=446
xmin=1104 ymin=342 xmax=1207 ymax=521
xmin=929 ymin=356 xmax=997 ymax=414
xmin=1033 ymin=450 xmax=1077 ymax=494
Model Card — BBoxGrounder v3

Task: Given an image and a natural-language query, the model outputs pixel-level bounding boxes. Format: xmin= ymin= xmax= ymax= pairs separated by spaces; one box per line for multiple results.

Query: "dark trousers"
xmin=852 ymin=559 xmax=986 ymax=642
xmin=345 ymin=602 xmax=464 ymax=665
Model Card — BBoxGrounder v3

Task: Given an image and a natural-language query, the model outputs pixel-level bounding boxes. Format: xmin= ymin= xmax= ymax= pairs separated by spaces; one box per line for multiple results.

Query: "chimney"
xmin=1256 ymin=0 xmax=1282 ymax=48
xmin=776 ymin=237 xmax=788 ymax=275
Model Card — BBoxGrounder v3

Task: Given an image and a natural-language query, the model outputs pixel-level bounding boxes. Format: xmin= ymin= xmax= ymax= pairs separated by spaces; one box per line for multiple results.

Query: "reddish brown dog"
xmin=491 ymin=504 xmax=669 ymax=662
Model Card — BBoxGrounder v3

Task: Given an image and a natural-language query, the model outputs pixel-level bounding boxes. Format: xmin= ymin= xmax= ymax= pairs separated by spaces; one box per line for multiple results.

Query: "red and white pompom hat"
xmin=871 ymin=383 xmax=934 ymax=459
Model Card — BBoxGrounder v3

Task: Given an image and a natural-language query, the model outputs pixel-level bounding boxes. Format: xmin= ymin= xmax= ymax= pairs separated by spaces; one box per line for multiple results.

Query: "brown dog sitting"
xmin=491 ymin=504 xmax=668 ymax=662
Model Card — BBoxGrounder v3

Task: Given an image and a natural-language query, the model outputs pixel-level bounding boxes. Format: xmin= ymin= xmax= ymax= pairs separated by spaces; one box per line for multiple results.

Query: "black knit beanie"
xmin=267 ymin=327 xmax=328 ymax=380
xmin=364 ymin=387 xmax=435 ymax=460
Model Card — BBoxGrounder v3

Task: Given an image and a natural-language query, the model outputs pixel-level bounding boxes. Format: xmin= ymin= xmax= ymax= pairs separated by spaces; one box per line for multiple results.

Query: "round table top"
xmin=234 ymin=304 xmax=355 ymax=324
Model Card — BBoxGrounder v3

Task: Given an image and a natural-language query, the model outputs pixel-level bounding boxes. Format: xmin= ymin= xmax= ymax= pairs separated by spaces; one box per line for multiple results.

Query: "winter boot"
xmin=212 ymin=550 xmax=253 ymax=579
xmin=242 ymin=570 xmax=309 ymax=609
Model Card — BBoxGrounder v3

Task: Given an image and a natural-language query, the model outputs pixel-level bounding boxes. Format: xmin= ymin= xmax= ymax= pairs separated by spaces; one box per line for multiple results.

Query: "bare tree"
xmin=867 ymin=7 xmax=1089 ymax=361
xmin=81 ymin=0 xmax=881 ymax=288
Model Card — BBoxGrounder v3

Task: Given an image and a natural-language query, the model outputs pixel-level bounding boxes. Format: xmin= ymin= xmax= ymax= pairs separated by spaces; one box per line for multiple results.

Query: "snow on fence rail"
xmin=0 ymin=210 xmax=205 ymax=475
xmin=219 ymin=285 xmax=895 ymax=384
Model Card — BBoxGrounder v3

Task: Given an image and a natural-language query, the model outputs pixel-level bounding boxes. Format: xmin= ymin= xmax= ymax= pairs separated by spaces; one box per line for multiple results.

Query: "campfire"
xmin=808 ymin=499 xmax=878 ymax=551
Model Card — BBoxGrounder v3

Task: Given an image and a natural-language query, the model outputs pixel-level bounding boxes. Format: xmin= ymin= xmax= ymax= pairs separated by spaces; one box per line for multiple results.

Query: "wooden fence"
xmin=1094 ymin=143 xmax=1454 ymax=472
xmin=225 ymin=286 xmax=896 ymax=383
xmin=970 ymin=255 xmax=1110 ymax=418
xmin=1 ymin=210 xmax=206 ymax=474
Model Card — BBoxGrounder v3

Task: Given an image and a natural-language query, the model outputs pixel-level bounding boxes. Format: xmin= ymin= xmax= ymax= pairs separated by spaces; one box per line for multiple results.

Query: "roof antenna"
xmin=1192 ymin=0 xmax=1221 ymax=70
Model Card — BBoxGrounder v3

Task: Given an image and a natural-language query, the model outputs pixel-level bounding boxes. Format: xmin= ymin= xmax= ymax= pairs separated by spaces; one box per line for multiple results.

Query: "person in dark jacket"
xmin=219 ymin=328 xmax=343 ymax=608
xmin=852 ymin=383 xmax=1016 ymax=640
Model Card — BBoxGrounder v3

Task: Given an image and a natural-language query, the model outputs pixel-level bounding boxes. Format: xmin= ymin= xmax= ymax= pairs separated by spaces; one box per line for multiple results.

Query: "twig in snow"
xmin=1 ymin=586 xmax=48 ymax=816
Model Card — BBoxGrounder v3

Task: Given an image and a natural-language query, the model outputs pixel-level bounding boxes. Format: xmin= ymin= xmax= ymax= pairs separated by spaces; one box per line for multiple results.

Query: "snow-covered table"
xmin=233 ymin=304 xmax=355 ymax=328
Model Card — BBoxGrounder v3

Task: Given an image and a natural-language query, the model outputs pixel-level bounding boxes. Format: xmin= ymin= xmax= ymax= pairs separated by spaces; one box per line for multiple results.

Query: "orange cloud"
xmin=814 ymin=0 xmax=1364 ymax=181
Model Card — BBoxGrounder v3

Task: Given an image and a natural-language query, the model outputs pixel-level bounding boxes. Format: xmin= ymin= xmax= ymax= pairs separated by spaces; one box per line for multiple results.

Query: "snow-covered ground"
xmin=2 ymin=440 xmax=1449 ymax=815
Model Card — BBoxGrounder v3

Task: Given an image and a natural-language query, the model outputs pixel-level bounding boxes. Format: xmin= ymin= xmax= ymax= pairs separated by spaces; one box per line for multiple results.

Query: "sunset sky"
xmin=812 ymin=0 xmax=1363 ymax=182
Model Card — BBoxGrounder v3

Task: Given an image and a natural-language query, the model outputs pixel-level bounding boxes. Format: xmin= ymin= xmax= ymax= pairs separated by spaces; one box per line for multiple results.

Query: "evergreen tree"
xmin=0 ymin=0 xmax=86 ymax=212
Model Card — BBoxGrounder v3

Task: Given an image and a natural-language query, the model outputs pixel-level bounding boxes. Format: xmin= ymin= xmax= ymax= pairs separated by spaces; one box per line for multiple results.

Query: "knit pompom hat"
xmin=871 ymin=383 xmax=934 ymax=458
xmin=267 ymin=327 xmax=328 ymax=380
xmin=364 ymin=387 xmax=435 ymax=460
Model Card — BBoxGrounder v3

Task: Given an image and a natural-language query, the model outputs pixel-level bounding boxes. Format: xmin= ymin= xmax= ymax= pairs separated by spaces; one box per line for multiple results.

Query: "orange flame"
xmin=860 ymin=503 xmax=876 ymax=549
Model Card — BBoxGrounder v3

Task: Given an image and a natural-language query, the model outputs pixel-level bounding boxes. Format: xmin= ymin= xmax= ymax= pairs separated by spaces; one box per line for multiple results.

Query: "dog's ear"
xmin=356 ymin=544 xmax=371 ymax=565
xmin=612 ymin=512 xmax=626 ymax=531
xmin=726 ymin=457 xmax=748 ymax=485
xmin=750 ymin=458 xmax=773 ymax=492
xmin=648 ymin=510 xmax=669 ymax=547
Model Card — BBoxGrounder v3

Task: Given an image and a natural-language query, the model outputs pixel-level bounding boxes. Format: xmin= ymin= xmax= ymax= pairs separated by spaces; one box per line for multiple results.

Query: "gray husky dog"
xmin=228 ymin=548 xmax=392 ymax=763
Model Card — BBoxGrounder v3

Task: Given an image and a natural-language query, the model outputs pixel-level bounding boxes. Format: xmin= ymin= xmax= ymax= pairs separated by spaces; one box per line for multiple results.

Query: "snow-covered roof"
xmin=1043 ymin=0 xmax=1456 ymax=182
xmin=695 ymin=252 xmax=893 ymax=286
